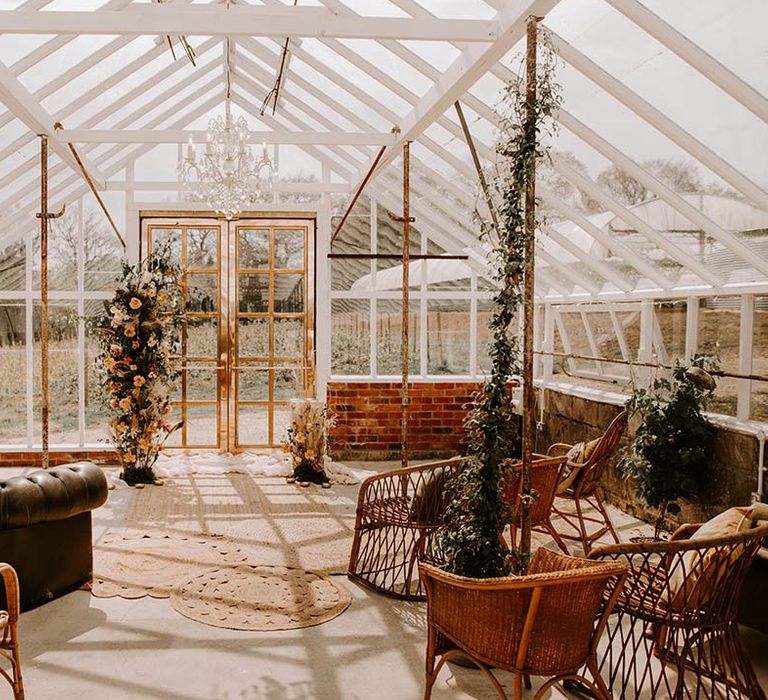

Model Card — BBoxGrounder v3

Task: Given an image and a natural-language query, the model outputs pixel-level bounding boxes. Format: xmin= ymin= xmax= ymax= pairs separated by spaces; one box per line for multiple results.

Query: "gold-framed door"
xmin=141 ymin=215 xmax=315 ymax=452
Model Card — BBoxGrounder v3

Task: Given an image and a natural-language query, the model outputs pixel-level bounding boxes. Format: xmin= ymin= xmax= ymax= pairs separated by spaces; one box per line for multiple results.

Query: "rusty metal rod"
xmin=455 ymin=100 xmax=501 ymax=235
xmin=520 ymin=16 xmax=540 ymax=561
xmin=53 ymin=122 xmax=127 ymax=251
xmin=39 ymin=135 xmax=50 ymax=469
xmin=536 ymin=349 xmax=768 ymax=383
xmin=331 ymin=140 xmax=390 ymax=246
xmin=400 ymin=140 xmax=411 ymax=469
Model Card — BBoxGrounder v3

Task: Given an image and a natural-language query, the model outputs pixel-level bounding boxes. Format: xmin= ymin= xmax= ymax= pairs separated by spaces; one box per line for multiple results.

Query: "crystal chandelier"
xmin=178 ymin=99 xmax=274 ymax=219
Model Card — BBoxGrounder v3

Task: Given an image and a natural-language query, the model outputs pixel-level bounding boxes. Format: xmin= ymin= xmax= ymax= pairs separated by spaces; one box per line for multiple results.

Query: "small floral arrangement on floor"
xmin=284 ymin=399 xmax=336 ymax=487
xmin=92 ymin=244 xmax=183 ymax=486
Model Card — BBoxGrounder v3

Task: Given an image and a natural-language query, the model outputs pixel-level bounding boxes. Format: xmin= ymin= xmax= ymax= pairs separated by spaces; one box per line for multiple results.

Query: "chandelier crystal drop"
xmin=178 ymin=100 xmax=275 ymax=219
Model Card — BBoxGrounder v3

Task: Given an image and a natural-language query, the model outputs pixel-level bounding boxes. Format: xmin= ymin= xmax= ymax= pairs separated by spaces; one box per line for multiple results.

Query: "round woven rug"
xmin=170 ymin=564 xmax=352 ymax=631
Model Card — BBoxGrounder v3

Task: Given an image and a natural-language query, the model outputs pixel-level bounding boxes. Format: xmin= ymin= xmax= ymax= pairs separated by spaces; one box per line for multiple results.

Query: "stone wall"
xmin=537 ymin=388 xmax=761 ymax=525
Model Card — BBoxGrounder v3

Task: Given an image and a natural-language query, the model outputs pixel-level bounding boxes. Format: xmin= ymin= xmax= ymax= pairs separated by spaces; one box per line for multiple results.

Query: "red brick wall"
xmin=327 ymin=381 xmax=482 ymax=460
xmin=0 ymin=451 xmax=117 ymax=468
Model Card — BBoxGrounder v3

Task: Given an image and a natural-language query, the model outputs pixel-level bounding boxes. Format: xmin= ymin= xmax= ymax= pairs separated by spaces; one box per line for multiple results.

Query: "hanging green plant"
xmin=621 ymin=355 xmax=718 ymax=538
xmin=92 ymin=243 xmax=183 ymax=486
xmin=439 ymin=27 xmax=562 ymax=578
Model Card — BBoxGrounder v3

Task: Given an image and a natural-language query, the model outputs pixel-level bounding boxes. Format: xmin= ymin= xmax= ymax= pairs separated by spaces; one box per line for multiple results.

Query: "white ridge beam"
xmin=605 ymin=0 xmax=768 ymax=124
xmin=0 ymin=8 xmax=499 ymax=42
xmin=56 ymin=129 xmax=397 ymax=146
xmin=105 ymin=180 xmax=350 ymax=193
xmin=0 ymin=59 xmax=106 ymax=188
xmin=548 ymin=30 xmax=768 ymax=212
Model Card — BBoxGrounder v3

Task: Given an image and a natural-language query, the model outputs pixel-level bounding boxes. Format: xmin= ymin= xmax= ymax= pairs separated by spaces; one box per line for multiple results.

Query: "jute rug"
xmin=171 ymin=564 xmax=351 ymax=631
xmin=93 ymin=474 xmax=358 ymax=600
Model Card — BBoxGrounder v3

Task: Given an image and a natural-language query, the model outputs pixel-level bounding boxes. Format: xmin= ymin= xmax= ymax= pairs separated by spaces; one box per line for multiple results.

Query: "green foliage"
xmin=621 ymin=355 xmax=717 ymax=534
xmin=439 ymin=29 xmax=561 ymax=578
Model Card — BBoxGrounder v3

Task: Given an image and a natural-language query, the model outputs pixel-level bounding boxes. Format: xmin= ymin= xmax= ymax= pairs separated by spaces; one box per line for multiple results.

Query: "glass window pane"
xmin=427 ymin=300 xmax=470 ymax=375
xmin=186 ymin=274 xmax=218 ymax=313
xmin=150 ymin=227 xmax=181 ymax=263
xmin=332 ymin=299 xmax=370 ymax=375
xmin=184 ymin=404 xmax=217 ymax=447
xmin=376 ymin=300 xmax=419 ymax=375
xmin=752 ymin=296 xmax=768 ymax=422
xmin=0 ymin=302 xmax=26 ymax=443
xmin=0 ymin=242 xmax=25 ymax=292
xmin=273 ymin=229 xmax=304 ymax=269
xmin=239 ymin=365 xmax=269 ymax=401
xmin=186 ymin=317 xmax=217 ymax=357
xmin=186 ymin=366 xmax=218 ymax=401
xmin=477 ymin=300 xmax=494 ymax=375
xmin=698 ymin=297 xmax=739 ymax=417
xmin=238 ymin=404 xmax=269 ymax=445
xmin=274 ymin=318 xmax=303 ymax=358
xmin=238 ymin=229 xmax=269 ymax=269
xmin=239 ymin=274 xmax=269 ymax=313
xmin=273 ymin=365 xmax=303 ymax=401
xmin=186 ymin=228 xmax=218 ymax=269
xmin=274 ymin=274 xmax=304 ymax=313
xmin=239 ymin=318 xmax=269 ymax=357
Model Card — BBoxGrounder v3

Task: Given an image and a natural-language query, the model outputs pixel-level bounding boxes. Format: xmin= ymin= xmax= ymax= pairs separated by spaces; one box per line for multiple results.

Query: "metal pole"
xmin=39 ymin=135 xmax=50 ymax=470
xmin=520 ymin=16 xmax=539 ymax=558
xmin=401 ymin=141 xmax=411 ymax=469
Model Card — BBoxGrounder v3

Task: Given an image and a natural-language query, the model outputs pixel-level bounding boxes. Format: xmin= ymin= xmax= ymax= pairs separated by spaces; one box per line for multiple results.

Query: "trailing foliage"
xmin=92 ymin=244 xmax=183 ymax=485
xmin=439 ymin=29 xmax=562 ymax=578
xmin=621 ymin=355 xmax=717 ymax=537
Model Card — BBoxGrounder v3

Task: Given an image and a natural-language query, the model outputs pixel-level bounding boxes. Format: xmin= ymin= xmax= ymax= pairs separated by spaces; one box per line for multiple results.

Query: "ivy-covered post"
xmin=519 ymin=15 xmax=540 ymax=558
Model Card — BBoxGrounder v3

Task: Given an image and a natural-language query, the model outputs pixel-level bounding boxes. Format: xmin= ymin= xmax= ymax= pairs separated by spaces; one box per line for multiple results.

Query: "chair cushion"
xmin=666 ymin=506 xmax=754 ymax=609
xmin=556 ymin=437 xmax=600 ymax=495
xmin=409 ymin=467 xmax=449 ymax=524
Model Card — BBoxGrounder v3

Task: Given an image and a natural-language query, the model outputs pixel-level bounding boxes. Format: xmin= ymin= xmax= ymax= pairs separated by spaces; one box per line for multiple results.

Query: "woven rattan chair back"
xmin=347 ymin=457 xmax=465 ymax=600
xmin=548 ymin=411 xmax=627 ymax=554
xmin=501 ymin=455 xmax=569 ymax=552
xmin=0 ymin=564 xmax=24 ymax=699
xmin=419 ymin=548 xmax=628 ymax=700
xmin=589 ymin=519 xmax=768 ymax=700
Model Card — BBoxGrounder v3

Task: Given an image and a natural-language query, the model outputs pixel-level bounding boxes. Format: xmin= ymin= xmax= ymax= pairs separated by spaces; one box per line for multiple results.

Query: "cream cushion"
xmin=556 ymin=437 xmax=600 ymax=495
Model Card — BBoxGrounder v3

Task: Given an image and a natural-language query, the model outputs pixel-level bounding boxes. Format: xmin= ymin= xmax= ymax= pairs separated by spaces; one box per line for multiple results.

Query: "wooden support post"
xmin=39 ymin=135 xmax=49 ymax=469
xmin=400 ymin=141 xmax=412 ymax=469
xmin=520 ymin=16 xmax=539 ymax=558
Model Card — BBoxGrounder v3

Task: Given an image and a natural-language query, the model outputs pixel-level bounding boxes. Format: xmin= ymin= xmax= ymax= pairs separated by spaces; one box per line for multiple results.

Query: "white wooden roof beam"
xmin=557 ymin=108 xmax=768 ymax=279
xmin=371 ymin=0 xmax=561 ymax=177
xmin=0 ymin=60 xmax=106 ymax=188
xmin=551 ymin=158 xmax=722 ymax=287
xmin=548 ymin=29 xmax=768 ymax=212
xmin=104 ymin=180 xmax=349 ymax=193
xmin=605 ymin=0 xmax=768 ymax=124
xmin=55 ymin=129 xmax=398 ymax=146
xmin=0 ymin=8 xmax=499 ymax=42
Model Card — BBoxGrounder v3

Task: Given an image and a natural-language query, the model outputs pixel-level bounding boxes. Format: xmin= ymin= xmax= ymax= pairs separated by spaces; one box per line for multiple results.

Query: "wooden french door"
xmin=142 ymin=216 xmax=315 ymax=451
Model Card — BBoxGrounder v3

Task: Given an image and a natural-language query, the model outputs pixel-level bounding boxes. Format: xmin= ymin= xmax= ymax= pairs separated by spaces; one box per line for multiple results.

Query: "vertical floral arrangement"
xmin=92 ymin=244 xmax=183 ymax=486
xmin=284 ymin=399 xmax=335 ymax=487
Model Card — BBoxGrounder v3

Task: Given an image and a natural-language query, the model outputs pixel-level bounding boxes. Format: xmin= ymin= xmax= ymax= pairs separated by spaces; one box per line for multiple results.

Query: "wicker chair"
xmin=420 ymin=548 xmax=627 ymax=700
xmin=0 ymin=565 xmax=23 ymax=700
xmin=589 ymin=518 xmax=768 ymax=699
xmin=347 ymin=457 xmax=465 ymax=600
xmin=501 ymin=455 xmax=569 ymax=553
xmin=547 ymin=411 xmax=627 ymax=555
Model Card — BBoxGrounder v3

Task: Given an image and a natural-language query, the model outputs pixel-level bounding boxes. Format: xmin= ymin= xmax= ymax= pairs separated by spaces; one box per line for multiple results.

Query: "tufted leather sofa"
xmin=0 ymin=463 xmax=108 ymax=610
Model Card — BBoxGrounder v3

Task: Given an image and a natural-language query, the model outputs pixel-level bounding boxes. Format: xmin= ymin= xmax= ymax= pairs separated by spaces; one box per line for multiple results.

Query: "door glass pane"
xmin=239 ymin=365 xmax=270 ymax=401
xmin=239 ymin=274 xmax=269 ymax=313
xmin=239 ymin=318 xmax=269 ymax=357
xmin=238 ymin=229 xmax=269 ymax=269
xmin=185 ymin=404 xmax=217 ymax=447
xmin=274 ymin=318 xmax=303 ymax=357
xmin=186 ymin=317 xmax=217 ymax=357
xmin=273 ymin=405 xmax=292 ymax=445
xmin=274 ymin=365 xmax=303 ymax=400
xmin=238 ymin=404 xmax=269 ymax=445
xmin=187 ymin=274 xmax=218 ymax=312
xmin=274 ymin=274 xmax=304 ymax=313
xmin=187 ymin=366 xmax=218 ymax=401
xmin=187 ymin=228 xmax=218 ymax=269
xmin=151 ymin=228 xmax=181 ymax=262
xmin=273 ymin=230 xmax=304 ymax=269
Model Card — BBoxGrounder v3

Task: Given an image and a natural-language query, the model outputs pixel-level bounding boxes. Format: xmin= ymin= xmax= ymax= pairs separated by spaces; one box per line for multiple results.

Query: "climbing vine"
xmin=439 ymin=27 xmax=562 ymax=577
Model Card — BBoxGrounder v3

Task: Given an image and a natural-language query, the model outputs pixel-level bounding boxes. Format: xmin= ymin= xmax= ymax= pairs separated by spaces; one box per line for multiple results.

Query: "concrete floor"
xmin=10 ymin=463 xmax=768 ymax=700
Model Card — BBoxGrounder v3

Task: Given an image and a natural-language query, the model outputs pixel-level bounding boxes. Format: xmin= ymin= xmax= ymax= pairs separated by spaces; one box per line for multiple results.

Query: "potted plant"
xmin=621 ymin=356 xmax=717 ymax=538
xmin=284 ymin=398 xmax=335 ymax=488
xmin=439 ymin=21 xmax=561 ymax=577
xmin=92 ymin=244 xmax=183 ymax=486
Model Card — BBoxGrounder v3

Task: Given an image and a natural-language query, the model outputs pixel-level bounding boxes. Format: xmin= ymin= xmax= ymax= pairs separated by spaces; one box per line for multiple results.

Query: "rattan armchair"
xmin=589 ymin=518 xmax=768 ymax=699
xmin=419 ymin=548 xmax=628 ymax=700
xmin=0 ymin=565 xmax=23 ymax=700
xmin=501 ymin=455 xmax=569 ymax=553
xmin=347 ymin=457 xmax=465 ymax=600
xmin=548 ymin=411 xmax=627 ymax=554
